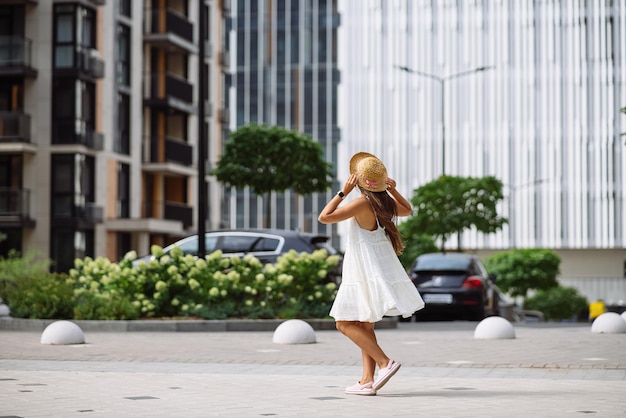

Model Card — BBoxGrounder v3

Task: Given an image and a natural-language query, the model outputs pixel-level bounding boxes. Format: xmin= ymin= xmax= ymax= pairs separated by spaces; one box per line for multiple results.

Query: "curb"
xmin=0 ymin=317 xmax=398 ymax=332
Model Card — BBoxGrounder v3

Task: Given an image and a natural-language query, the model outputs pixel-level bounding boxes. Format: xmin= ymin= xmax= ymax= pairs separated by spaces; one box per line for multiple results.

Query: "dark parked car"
xmin=408 ymin=252 xmax=499 ymax=321
xmin=135 ymin=229 xmax=342 ymax=281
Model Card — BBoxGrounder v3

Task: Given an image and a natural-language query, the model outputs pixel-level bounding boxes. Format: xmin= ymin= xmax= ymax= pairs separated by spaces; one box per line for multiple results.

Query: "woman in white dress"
xmin=318 ymin=152 xmax=424 ymax=396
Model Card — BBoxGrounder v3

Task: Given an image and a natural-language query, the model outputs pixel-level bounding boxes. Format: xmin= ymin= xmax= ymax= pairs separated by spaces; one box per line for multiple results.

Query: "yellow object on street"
xmin=588 ymin=300 xmax=606 ymax=320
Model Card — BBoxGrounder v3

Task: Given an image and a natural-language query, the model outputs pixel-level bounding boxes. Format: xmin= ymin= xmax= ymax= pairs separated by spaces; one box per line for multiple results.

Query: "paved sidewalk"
xmin=1 ymin=321 xmax=625 ymax=417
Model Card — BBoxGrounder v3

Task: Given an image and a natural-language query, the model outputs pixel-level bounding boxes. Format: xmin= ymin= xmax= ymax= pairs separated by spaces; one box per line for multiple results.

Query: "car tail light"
xmin=462 ymin=276 xmax=483 ymax=288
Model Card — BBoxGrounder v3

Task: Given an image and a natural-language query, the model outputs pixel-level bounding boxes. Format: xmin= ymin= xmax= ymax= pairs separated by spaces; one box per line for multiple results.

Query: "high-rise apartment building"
xmin=220 ymin=0 xmax=340 ymax=240
xmin=0 ymin=0 xmax=222 ymax=271
xmin=338 ymin=0 xmax=626 ymax=299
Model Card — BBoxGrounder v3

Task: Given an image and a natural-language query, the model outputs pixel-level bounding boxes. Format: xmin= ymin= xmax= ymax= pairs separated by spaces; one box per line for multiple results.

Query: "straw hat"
xmin=349 ymin=152 xmax=388 ymax=192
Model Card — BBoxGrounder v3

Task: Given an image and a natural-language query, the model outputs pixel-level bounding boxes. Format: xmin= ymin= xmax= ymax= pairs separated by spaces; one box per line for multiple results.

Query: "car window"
xmin=251 ymin=237 xmax=280 ymax=252
xmin=220 ymin=235 xmax=258 ymax=253
xmin=177 ymin=238 xmax=198 ymax=255
xmin=175 ymin=236 xmax=218 ymax=256
xmin=415 ymin=257 xmax=470 ymax=271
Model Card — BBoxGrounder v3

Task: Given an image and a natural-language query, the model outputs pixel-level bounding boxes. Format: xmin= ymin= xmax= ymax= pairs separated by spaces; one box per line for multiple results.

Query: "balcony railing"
xmin=146 ymin=136 xmax=193 ymax=166
xmin=54 ymin=46 xmax=104 ymax=79
xmin=143 ymin=200 xmax=192 ymax=228
xmin=51 ymin=194 xmax=103 ymax=223
xmin=52 ymin=119 xmax=104 ymax=150
xmin=0 ymin=35 xmax=33 ymax=67
xmin=0 ymin=112 xmax=32 ymax=143
xmin=146 ymin=8 xmax=193 ymax=43
xmin=0 ymin=187 xmax=31 ymax=219
xmin=147 ymin=72 xmax=193 ymax=105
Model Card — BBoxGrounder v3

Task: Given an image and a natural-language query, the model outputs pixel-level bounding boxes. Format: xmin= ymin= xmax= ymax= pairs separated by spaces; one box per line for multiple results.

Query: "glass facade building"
xmin=337 ymin=0 xmax=626 ymax=298
xmin=220 ymin=0 xmax=340 ymax=239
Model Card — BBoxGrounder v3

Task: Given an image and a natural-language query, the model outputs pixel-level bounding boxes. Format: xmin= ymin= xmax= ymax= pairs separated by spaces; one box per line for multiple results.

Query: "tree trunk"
xmin=264 ymin=192 xmax=271 ymax=228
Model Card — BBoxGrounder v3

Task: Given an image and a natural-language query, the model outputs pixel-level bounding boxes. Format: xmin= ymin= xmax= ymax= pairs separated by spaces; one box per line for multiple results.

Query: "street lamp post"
xmin=395 ymin=65 xmax=494 ymax=175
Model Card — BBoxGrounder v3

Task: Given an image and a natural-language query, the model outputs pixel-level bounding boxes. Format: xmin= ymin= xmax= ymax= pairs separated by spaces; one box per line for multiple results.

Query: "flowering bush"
xmin=65 ymin=247 xmax=340 ymax=320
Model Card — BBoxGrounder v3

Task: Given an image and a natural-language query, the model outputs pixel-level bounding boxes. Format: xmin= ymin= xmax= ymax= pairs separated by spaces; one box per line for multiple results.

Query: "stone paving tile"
xmin=1 ymin=321 xmax=625 ymax=417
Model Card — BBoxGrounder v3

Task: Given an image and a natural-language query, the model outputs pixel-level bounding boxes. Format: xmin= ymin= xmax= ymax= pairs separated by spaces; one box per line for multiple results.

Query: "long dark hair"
xmin=361 ymin=189 xmax=405 ymax=255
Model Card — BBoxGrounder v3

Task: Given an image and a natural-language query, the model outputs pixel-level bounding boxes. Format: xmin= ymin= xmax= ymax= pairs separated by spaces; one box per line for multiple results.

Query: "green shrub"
xmin=484 ymin=248 xmax=560 ymax=297
xmin=524 ymin=285 xmax=588 ymax=321
xmin=3 ymin=273 xmax=74 ymax=319
xmin=73 ymin=292 xmax=139 ymax=320
xmin=0 ymin=250 xmax=51 ymax=302
xmin=68 ymin=247 xmax=340 ymax=320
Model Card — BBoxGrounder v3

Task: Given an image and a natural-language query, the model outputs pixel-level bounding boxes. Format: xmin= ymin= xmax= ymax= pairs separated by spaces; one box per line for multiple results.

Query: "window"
xmin=52 ymin=79 xmax=96 ymax=145
xmin=116 ymin=93 xmax=130 ymax=154
xmin=116 ymin=24 xmax=130 ymax=86
xmin=251 ymin=237 xmax=280 ymax=252
xmin=51 ymin=154 xmax=95 ymax=219
xmin=53 ymin=4 xmax=96 ymax=69
xmin=117 ymin=162 xmax=129 ymax=218
xmin=220 ymin=235 xmax=258 ymax=253
xmin=119 ymin=0 xmax=131 ymax=18
xmin=51 ymin=229 xmax=93 ymax=273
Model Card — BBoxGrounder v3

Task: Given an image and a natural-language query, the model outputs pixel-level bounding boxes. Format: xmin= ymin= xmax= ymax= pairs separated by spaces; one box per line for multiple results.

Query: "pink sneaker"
xmin=345 ymin=381 xmax=376 ymax=396
xmin=373 ymin=360 xmax=401 ymax=391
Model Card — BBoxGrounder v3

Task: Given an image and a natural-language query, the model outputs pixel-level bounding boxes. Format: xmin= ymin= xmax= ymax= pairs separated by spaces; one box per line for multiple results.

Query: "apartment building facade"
xmin=0 ymin=0 xmax=223 ymax=271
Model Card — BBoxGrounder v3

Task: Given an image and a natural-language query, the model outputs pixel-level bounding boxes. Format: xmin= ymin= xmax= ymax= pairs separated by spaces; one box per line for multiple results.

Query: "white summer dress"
xmin=329 ymin=217 xmax=425 ymax=323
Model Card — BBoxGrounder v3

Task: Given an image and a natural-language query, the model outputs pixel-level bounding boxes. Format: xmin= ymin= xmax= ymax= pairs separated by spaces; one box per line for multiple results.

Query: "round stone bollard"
xmin=272 ymin=319 xmax=316 ymax=344
xmin=0 ymin=303 xmax=10 ymax=317
xmin=474 ymin=316 xmax=516 ymax=339
xmin=591 ymin=312 xmax=626 ymax=334
xmin=41 ymin=320 xmax=85 ymax=345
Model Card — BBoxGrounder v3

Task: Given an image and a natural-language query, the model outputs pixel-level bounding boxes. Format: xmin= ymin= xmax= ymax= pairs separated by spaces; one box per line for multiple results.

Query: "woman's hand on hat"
xmin=342 ymin=174 xmax=358 ymax=195
xmin=386 ymin=177 xmax=397 ymax=191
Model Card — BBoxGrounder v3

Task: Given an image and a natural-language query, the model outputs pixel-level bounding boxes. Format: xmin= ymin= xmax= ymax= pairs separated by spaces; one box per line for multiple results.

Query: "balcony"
xmin=0 ymin=112 xmax=32 ymax=143
xmin=144 ymin=72 xmax=195 ymax=114
xmin=51 ymin=194 xmax=103 ymax=224
xmin=145 ymin=136 xmax=193 ymax=166
xmin=144 ymin=8 xmax=196 ymax=54
xmin=52 ymin=119 xmax=104 ymax=150
xmin=143 ymin=200 xmax=192 ymax=228
xmin=0 ymin=36 xmax=37 ymax=77
xmin=54 ymin=46 xmax=104 ymax=80
xmin=0 ymin=187 xmax=34 ymax=227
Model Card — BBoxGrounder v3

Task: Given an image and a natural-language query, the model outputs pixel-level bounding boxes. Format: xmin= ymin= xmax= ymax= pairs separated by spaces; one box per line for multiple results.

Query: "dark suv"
xmin=408 ymin=252 xmax=499 ymax=320
xmin=135 ymin=229 xmax=342 ymax=281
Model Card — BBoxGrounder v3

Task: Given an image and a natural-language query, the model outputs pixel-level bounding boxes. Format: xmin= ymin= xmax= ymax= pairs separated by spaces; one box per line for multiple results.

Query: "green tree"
xmin=212 ymin=124 xmax=333 ymax=225
xmin=484 ymin=248 xmax=560 ymax=298
xmin=401 ymin=175 xmax=507 ymax=251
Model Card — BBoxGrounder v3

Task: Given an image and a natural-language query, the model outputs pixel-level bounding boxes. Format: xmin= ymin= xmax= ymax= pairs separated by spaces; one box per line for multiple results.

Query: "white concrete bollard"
xmin=0 ymin=304 xmax=10 ymax=317
xmin=591 ymin=312 xmax=626 ymax=334
xmin=474 ymin=316 xmax=516 ymax=339
xmin=41 ymin=320 xmax=85 ymax=345
xmin=272 ymin=319 xmax=316 ymax=344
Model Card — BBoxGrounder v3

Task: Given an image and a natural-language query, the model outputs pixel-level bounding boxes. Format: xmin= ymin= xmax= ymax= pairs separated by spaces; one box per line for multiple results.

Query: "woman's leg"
xmin=359 ymin=323 xmax=378 ymax=382
xmin=336 ymin=321 xmax=390 ymax=376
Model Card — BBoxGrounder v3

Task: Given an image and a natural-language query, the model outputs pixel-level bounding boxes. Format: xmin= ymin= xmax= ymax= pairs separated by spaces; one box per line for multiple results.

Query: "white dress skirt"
xmin=329 ymin=218 xmax=425 ymax=323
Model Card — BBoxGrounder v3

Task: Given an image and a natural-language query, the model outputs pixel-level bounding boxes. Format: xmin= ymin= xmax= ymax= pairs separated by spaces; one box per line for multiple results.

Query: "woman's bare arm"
xmin=318 ymin=174 xmax=368 ymax=224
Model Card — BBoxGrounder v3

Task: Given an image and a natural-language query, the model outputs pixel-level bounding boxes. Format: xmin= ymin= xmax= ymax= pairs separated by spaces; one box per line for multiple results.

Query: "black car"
xmin=408 ymin=252 xmax=499 ymax=321
xmin=135 ymin=229 xmax=342 ymax=281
